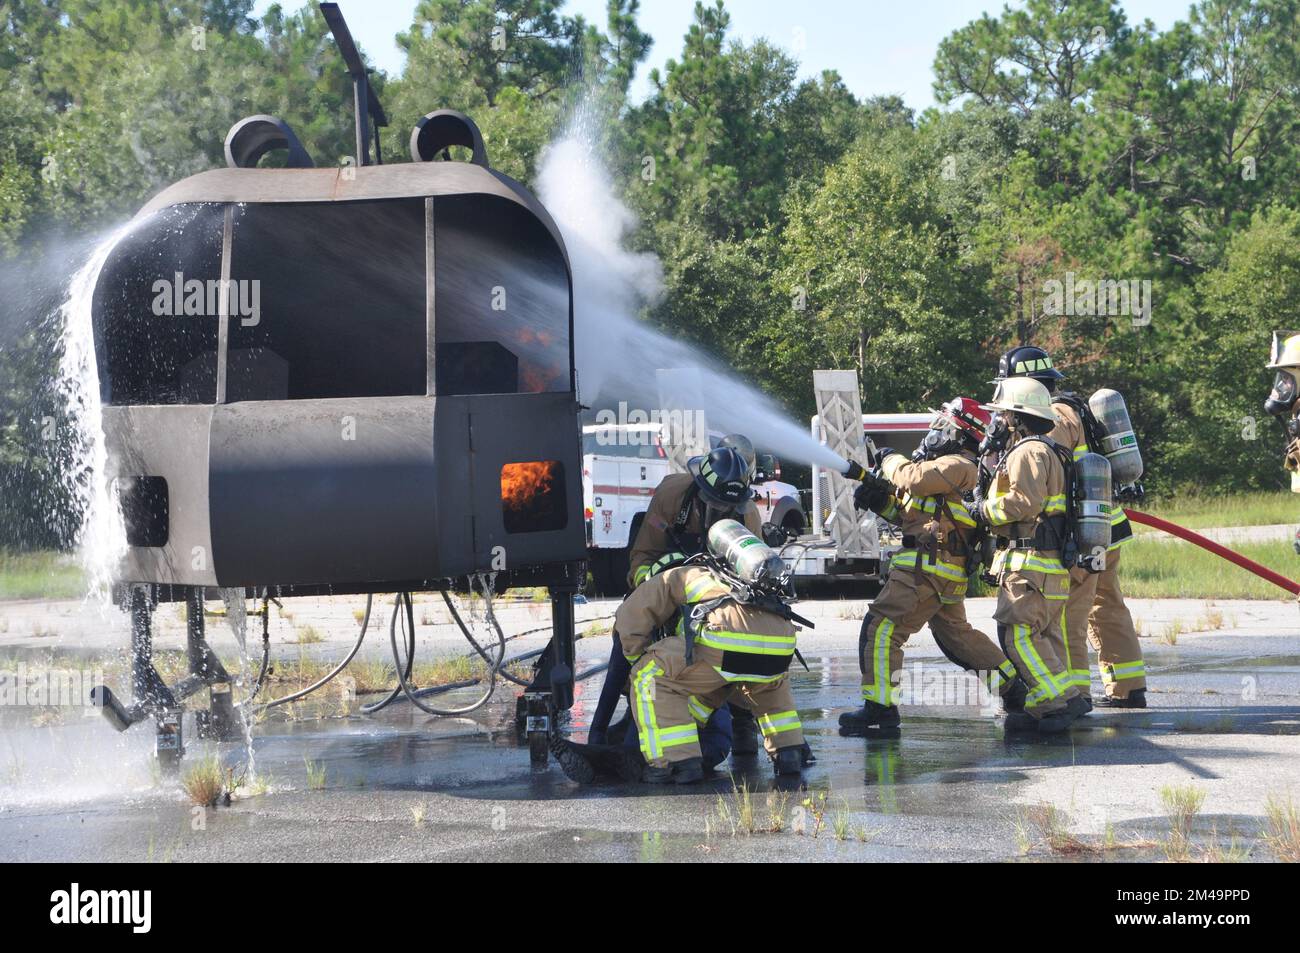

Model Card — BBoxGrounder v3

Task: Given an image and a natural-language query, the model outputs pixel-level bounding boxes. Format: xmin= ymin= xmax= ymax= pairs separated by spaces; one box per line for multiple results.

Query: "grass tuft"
xmin=1264 ymin=792 xmax=1300 ymax=862
xmin=1160 ymin=784 xmax=1207 ymax=861
xmin=180 ymin=754 xmax=225 ymax=807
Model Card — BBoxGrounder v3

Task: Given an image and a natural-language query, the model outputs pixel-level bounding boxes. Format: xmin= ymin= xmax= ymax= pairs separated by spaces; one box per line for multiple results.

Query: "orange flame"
xmin=501 ymin=460 xmax=558 ymax=512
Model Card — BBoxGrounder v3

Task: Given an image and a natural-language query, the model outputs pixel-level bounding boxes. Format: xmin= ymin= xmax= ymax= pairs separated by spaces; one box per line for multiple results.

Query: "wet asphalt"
xmin=1 ymin=595 xmax=1298 ymax=862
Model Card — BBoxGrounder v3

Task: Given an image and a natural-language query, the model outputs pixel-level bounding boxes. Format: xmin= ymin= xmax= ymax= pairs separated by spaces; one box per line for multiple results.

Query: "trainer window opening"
xmin=501 ymin=461 xmax=567 ymax=533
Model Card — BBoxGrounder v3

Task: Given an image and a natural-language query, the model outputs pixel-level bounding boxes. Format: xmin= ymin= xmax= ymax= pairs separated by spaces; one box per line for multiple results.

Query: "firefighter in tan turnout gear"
xmin=839 ymin=397 xmax=1026 ymax=733
xmin=587 ymin=440 xmax=768 ymax=756
xmin=627 ymin=436 xmax=764 ymax=589
xmin=996 ymin=346 xmax=1147 ymax=707
xmin=972 ymin=377 xmax=1090 ymax=733
xmin=1264 ymin=332 xmax=1300 ymax=484
xmin=613 ymin=520 xmax=807 ymax=783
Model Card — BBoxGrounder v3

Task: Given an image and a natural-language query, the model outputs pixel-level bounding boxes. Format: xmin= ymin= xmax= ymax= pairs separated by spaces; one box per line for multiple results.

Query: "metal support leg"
xmin=130 ymin=585 xmax=174 ymax=710
xmin=187 ymin=587 xmax=240 ymax=741
xmin=549 ymin=584 xmax=577 ymax=712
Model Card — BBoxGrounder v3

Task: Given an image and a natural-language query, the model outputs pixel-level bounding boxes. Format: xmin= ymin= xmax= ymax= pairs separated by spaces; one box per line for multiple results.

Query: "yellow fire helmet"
xmin=980 ymin=376 xmax=1058 ymax=423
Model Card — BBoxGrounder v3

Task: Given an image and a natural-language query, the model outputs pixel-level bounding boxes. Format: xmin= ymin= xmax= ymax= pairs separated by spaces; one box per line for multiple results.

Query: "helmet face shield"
xmin=920 ymin=414 xmax=962 ymax=458
xmin=1266 ymin=370 xmax=1299 ymax=417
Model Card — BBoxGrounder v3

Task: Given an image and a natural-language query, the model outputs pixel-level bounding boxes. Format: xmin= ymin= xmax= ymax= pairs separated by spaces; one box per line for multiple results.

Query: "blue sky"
xmin=255 ymin=0 xmax=1198 ymax=112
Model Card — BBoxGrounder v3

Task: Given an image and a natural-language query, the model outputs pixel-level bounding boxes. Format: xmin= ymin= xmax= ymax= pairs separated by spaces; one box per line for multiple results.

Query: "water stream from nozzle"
xmin=56 ymin=226 xmax=136 ymax=605
xmin=536 ymin=100 xmax=849 ymax=473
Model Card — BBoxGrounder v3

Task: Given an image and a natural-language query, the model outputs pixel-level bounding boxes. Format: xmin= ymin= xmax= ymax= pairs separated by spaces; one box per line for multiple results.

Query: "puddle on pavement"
xmin=2 ymin=654 xmax=1297 ymax=826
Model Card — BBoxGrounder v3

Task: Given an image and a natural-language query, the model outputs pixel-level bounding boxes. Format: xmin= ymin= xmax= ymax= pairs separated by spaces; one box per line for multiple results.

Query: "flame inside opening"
xmin=501 ymin=460 xmax=560 ymax=511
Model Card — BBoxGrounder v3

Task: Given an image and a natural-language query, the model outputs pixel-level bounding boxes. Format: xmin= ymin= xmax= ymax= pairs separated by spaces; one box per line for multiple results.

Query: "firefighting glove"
xmin=969 ymin=485 xmax=988 ymax=527
xmin=853 ymin=472 xmax=894 ymax=514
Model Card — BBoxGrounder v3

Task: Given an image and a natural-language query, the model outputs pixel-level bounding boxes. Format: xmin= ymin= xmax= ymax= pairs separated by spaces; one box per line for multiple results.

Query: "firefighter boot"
xmin=839 ymin=700 xmax=902 ymax=734
xmin=773 ymin=746 xmax=803 ymax=777
xmin=1094 ymin=689 xmax=1146 ymax=709
xmin=643 ymin=757 xmax=704 ymax=785
xmin=1003 ymin=711 xmax=1037 ymax=733
xmin=1038 ymin=695 xmax=1091 ymax=733
xmin=730 ymin=705 xmax=760 ymax=755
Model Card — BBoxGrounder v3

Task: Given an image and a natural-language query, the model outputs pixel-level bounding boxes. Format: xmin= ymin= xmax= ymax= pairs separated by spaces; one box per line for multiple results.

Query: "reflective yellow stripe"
xmin=900 ymin=493 xmax=939 ymax=514
xmin=717 ymin=667 xmax=787 ymax=684
xmin=697 ymin=630 xmax=797 ymax=655
xmin=947 ymin=500 xmax=977 ymax=527
xmin=891 ymin=549 xmax=969 ymax=586
xmin=862 ymin=616 xmax=895 ymax=705
xmin=757 ymin=710 xmax=802 ymax=735
xmin=998 ymin=550 xmax=1069 ymax=575
xmin=1013 ymin=623 xmax=1062 ymax=709
xmin=687 ymin=696 xmax=714 ymax=724
xmin=1100 ymin=660 xmax=1146 ymax=684
xmin=684 ymin=576 xmax=729 ymax=602
xmin=634 ymin=661 xmax=699 ymax=759
xmin=633 ymin=565 xmax=650 ymax=584
xmin=633 ymin=662 xmax=663 ymax=760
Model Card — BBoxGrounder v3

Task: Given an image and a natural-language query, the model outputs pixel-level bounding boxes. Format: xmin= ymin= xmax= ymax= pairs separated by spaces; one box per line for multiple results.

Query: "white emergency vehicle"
xmin=580 ymin=422 xmax=803 ymax=593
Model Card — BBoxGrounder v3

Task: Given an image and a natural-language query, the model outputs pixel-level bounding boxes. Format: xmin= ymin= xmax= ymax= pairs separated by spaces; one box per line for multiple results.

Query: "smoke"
xmin=535 ymin=106 xmax=848 ymax=473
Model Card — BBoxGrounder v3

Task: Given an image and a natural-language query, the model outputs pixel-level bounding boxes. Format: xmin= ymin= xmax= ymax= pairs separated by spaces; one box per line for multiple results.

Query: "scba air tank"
xmin=1075 ymin=452 xmax=1114 ymax=569
xmin=707 ymin=519 xmax=786 ymax=585
xmin=1088 ymin=388 xmax=1144 ymax=484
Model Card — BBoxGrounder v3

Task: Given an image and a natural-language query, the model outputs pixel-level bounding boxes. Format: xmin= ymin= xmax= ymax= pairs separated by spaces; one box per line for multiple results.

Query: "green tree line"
xmin=2 ymin=0 xmax=1299 ymax=549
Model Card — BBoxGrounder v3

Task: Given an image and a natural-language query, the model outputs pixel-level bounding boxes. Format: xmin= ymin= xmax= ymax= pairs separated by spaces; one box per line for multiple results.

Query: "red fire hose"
xmin=1124 ymin=508 xmax=1300 ymax=596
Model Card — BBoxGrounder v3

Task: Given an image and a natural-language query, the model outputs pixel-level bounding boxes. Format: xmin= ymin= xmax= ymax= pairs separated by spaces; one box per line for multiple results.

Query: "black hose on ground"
xmin=358 ymin=595 xmax=415 ymax=714
xmin=252 ymin=593 xmax=375 ymax=710
xmin=393 ymin=590 xmax=506 ymax=716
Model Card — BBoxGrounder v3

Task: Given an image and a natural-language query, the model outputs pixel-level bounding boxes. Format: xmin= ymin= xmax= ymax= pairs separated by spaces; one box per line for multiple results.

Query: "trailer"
xmin=581 ymin=419 xmax=803 ymax=594
xmin=785 ymin=371 xmax=931 ymax=588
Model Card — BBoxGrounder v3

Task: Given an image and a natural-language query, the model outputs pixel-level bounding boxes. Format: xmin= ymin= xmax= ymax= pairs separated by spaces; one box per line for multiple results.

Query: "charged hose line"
xmin=1125 ymin=509 xmax=1300 ymax=596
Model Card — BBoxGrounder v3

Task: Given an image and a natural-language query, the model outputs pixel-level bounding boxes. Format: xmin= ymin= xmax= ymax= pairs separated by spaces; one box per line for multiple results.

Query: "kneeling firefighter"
xmin=588 ymin=440 xmax=766 ymax=754
xmin=839 ymin=398 xmax=1026 ymax=734
xmin=1264 ymin=332 xmax=1300 ymax=484
xmin=556 ymin=519 xmax=809 ymax=783
xmin=995 ymin=346 xmax=1147 ymax=707
xmin=972 ymin=377 xmax=1089 ymax=733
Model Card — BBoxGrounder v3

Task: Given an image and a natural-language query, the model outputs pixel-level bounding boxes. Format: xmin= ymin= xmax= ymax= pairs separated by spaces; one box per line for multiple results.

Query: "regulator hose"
xmin=1124 ymin=509 xmax=1300 ymax=596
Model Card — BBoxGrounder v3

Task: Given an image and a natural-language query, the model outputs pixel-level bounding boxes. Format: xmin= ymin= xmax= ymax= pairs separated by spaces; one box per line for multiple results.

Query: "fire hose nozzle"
xmin=842 ymin=460 xmax=869 ymax=483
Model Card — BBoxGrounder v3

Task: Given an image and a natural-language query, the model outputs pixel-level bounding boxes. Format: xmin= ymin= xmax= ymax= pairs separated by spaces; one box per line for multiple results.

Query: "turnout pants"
xmin=630 ymin=638 xmax=803 ymax=767
xmin=860 ymin=566 xmax=1018 ymax=705
xmin=994 ymin=567 xmax=1079 ymax=717
xmin=1063 ymin=549 xmax=1147 ymax=699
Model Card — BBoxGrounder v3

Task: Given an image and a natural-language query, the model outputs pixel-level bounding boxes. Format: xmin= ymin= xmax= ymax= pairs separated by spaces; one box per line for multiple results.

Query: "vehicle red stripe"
xmin=591 ymin=484 xmax=654 ymax=496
